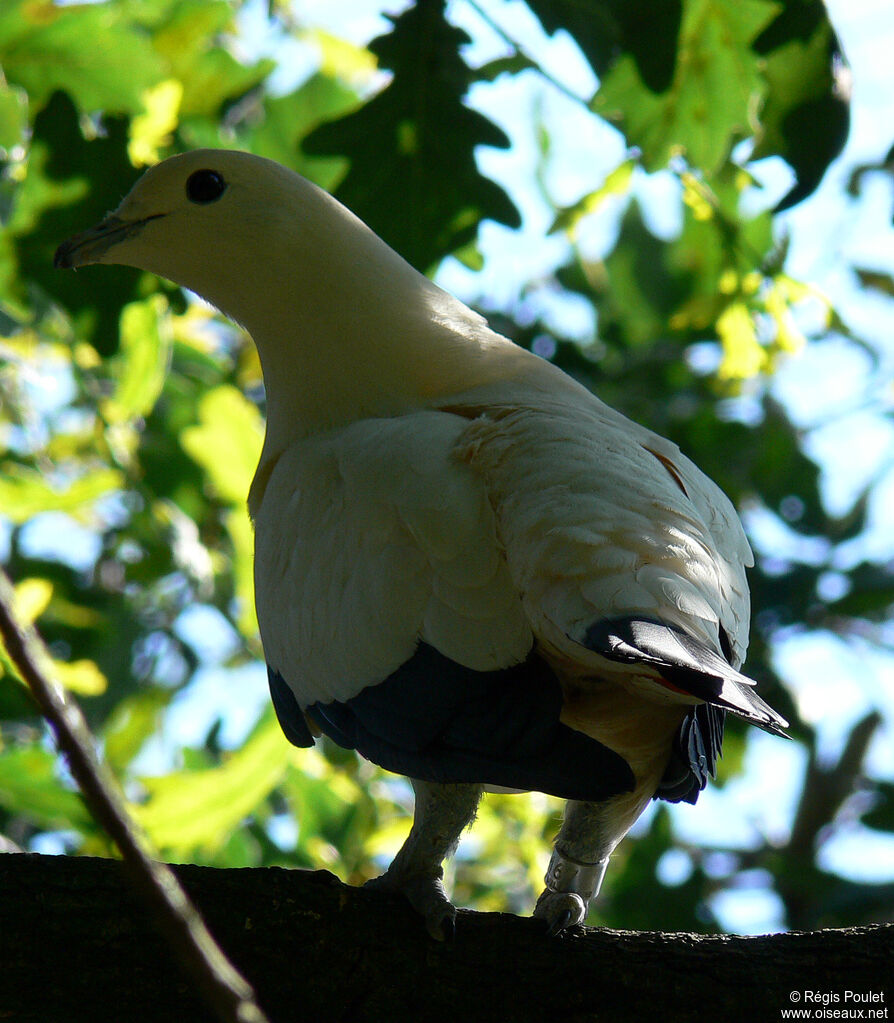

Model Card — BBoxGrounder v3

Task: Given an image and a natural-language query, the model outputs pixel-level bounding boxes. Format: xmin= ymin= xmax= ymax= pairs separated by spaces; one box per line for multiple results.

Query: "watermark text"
xmin=781 ymin=991 xmax=887 ymax=1020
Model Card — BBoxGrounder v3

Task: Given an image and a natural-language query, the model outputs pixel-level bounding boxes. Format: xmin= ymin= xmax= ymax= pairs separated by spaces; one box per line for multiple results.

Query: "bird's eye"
xmin=186 ymin=169 xmax=227 ymax=205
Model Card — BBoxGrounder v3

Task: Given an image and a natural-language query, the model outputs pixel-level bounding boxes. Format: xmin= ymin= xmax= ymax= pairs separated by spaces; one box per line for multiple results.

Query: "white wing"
xmin=453 ymin=388 xmax=753 ymax=673
xmin=252 ymin=410 xmax=532 ymax=707
xmin=254 ymin=359 xmax=754 ymax=713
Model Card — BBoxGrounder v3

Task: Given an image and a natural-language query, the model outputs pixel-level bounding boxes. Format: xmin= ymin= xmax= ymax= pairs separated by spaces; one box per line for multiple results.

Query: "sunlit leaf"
xmin=102 ymin=296 xmax=172 ymax=424
xmin=0 ymin=746 xmax=92 ymax=831
xmin=595 ymin=0 xmax=776 ymax=173
xmin=102 ymin=688 xmax=173 ymax=773
xmin=0 ymin=81 xmax=27 ymax=152
xmin=244 ymin=74 xmax=357 ymax=189
xmin=180 ymin=385 xmax=263 ymax=504
xmin=282 ymin=758 xmax=365 ymax=855
xmin=2 ymin=581 xmax=106 ymax=698
xmin=133 ymin=714 xmax=291 ymax=854
xmin=311 ymin=28 xmax=378 ymax=85
xmin=150 ymin=0 xmax=273 ymax=119
xmin=0 ymin=465 xmax=124 ymax=523
xmin=550 ymin=159 xmax=635 ymax=236
xmin=12 ymin=578 xmax=53 ymax=626
xmin=0 ymin=0 xmax=161 ymax=115
xmin=128 ymin=79 xmax=183 ymax=167
xmin=226 ymin=506 xmax=258 ymax=639
xmin=53 ymin=658 xmax=107 ymax=696
xmin=716 ymin=300 xmax=765 ymax=380
xmin=764 ymin=278 xmax=807 ymax=355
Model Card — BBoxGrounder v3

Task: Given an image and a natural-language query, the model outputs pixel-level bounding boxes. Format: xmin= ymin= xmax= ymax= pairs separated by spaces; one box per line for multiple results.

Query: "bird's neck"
xmin=241 ymin=270 xmax=532 ymax=510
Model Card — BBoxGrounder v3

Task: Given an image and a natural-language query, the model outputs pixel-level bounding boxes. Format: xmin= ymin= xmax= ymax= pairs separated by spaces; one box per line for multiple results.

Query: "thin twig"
xmin=465 ymin=0 xmax=594 ymax=108
xmin=0 ymin=568 xmax=271 ymax=1023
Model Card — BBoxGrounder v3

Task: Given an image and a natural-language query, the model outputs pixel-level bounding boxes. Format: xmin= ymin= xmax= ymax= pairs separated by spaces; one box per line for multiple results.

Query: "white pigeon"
xmin=56 ymin=149 xmax=788 ymax=939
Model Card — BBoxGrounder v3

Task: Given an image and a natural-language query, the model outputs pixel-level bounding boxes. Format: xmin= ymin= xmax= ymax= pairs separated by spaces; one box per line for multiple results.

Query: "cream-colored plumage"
xmin=56 ymin=149 xmax=787 ymax=938
xmin=253 ymin=411 xmax=531 ymax=704
xmin=254 ymin=393 xmax=750 ymax=711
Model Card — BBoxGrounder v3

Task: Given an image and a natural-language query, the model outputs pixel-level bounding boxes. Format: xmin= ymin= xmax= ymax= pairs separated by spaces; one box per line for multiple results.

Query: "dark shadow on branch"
xmin=1 ymin=854 xmax=891 ymax=1023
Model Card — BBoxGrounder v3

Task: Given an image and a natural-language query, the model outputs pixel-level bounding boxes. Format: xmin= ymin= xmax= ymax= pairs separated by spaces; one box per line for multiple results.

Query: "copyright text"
xmin=781 ymin=991 xmax=887 ymax=1020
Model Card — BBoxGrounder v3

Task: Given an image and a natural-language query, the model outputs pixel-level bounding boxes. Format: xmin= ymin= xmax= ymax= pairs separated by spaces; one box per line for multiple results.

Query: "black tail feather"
xmin=582 ymin=616 xmax=789 ymax=737
xmin=656 ymin=703 xmax=725 ymax=804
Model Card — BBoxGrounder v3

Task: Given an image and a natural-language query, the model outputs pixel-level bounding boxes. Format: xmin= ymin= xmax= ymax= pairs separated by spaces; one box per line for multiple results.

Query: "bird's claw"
xmin=533 ymin=890 xmax=587 ymax=936
xmin=365 ymin=872 xmax=457 ymax=941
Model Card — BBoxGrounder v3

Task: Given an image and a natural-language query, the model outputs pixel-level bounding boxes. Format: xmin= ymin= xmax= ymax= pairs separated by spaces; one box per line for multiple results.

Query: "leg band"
xmin=544 ymin=847 xmax=610 ymax=901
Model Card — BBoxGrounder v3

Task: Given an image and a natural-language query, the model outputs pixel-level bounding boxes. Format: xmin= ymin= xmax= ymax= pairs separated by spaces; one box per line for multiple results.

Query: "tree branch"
xmin=789 ymin=710 xmax=884 ymax=865
xmin=0 ymin=570 xmax=269 ymax=1023
xmin=1 ymin=853 xmax=891 ymax=1023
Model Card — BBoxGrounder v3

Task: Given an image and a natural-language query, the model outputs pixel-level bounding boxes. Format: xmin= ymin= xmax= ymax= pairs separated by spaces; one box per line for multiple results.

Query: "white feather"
xmin=252 ymin=411 xmax=533 ymax=705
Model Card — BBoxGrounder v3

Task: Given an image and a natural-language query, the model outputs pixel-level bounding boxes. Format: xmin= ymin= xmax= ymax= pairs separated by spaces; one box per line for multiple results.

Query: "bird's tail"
xmin=580 ymin=616 xmax=789 ymax=738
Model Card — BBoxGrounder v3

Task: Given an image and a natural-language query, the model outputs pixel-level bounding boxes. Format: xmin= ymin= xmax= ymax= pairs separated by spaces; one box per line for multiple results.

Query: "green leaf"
xmin=550 ymin=159 xmax=635 ymax=236
xmin=712 ymin=722 xmax=747 ymax=785
xmin=102 ymin=296 xmax=172 ymax=424
xmin=594 ymin=0 xmax=777 ymax=173
xmin=0 ymin=668 xmax=36 ymax=720
xmin=53 ymin=658 xmax=107 ymax=696
xmin=0 ymin=745 xmax=92 ymax=831
xmin=827 ymin=563 xmax=894 ymax=620
xmin=151 ymin=0 xmax=273 ymax=119
xmin=0 ymin=81 xmax=27 ymax=151
xmin=128 ymin=79 xmax=183 ymax=167
xmin=526 ymin=0 xmax=681 ymax=91
xmin=854 ymin=268 xmax=894 ymax=299
xmin=281 ymin=761 xmax=361 ymax=855
xmin=180 ymin=384 xmax=263 ymax=505
xmin=599 ymin=807 xmax=711 ymax=931
xmin=10 ymin=90 xmax=144 ymax=355
xmin=244 ymin=73 xmax=358 ymax=190
xmin=303 ymin=0 xmax=520 ymax=271
xmin=102 ymin=688 xmax=174 ymax=774
xmin=752 ymin=1 xmax=849 ymax=209
xmin=474 ymin=53 xmax=540 ymax=82
xmin=0 ymin=0 xmax=161 ymax=115
xmin=0 ymin=465 xmax=124 ymax=524
xmin=225 ymin=506 xmax=258 ymax=639
xmin=133 ymin=714 xmax=291 ymax=854
xmin=664 ymin=167 xmax=773 ymax=340
xmin=586 ymin=201 xmax=689 ymax=348
xmin=716 ymin=300 xmax=765 ymax=380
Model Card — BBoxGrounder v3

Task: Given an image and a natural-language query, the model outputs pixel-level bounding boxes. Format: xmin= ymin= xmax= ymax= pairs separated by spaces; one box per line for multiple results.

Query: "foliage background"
xmin=0 ymin=0 xmax=892 ymax=934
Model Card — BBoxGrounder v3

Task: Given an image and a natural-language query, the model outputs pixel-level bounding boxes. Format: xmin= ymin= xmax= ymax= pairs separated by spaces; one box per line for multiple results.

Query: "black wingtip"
xmin=581 ymin=615 xmax=792 ymax=740
xmin=761 ymin=718 xmax=792 ymax=740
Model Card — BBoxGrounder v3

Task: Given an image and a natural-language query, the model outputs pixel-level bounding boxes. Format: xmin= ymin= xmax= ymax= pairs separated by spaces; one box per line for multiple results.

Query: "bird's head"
xmin=55 ymin=148 xmax=530 ymax=437
xmin=55 ymin=149 xmax=383 ymax=330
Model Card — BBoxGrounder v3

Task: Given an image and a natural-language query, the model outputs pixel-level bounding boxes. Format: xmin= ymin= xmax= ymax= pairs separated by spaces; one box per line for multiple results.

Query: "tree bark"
xmin=1 ymin=853 xmax=891 ymax=1023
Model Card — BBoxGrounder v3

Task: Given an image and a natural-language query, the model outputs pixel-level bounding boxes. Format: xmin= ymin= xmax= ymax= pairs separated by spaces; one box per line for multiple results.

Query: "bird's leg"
xmin=365 ymin=778 xmax=482 ymax=940
xmin=533 ymin=799 xmax=613 ymax=935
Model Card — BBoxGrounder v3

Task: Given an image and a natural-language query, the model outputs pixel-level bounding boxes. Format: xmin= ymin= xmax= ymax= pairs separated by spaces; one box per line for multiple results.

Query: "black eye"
xmin=186 ymin=169 xmax=227 ymax=205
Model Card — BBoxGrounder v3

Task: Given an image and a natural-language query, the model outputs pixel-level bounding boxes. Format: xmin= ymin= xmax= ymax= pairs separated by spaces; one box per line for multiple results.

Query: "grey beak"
xmin=54 ymin=213 xmax=164 ymax=269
